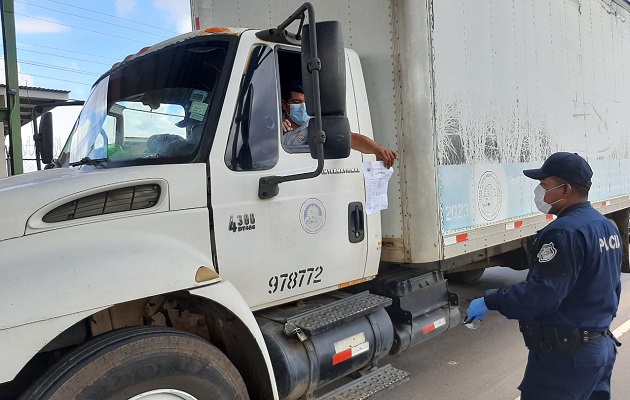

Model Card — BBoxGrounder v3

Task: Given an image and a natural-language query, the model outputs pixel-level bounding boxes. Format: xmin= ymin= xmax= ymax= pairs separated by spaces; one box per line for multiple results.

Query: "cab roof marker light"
xmin=202 ymin=27 xmax=231 ymax=34
xmin=122 ymin=47 xmax=150 ymax=64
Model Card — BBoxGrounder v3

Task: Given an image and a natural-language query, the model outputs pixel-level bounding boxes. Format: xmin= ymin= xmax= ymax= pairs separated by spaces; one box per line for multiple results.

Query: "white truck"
xmin=2 ymin=0 xmax=630 ymax=399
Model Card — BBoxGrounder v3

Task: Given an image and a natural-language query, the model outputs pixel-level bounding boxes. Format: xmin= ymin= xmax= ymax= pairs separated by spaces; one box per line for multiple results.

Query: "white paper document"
xmin=362 ymin=161 xmax=394 ymax=215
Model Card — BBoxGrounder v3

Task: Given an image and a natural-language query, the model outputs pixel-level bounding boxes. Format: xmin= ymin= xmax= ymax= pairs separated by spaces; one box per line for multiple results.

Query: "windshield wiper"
xmin=69 ymin=157 xmax=107 ymax=168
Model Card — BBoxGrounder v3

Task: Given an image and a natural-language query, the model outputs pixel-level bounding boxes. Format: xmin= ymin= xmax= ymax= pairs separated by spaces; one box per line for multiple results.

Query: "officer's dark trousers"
xmin=519 ymin=336 xmax=617 ymax=400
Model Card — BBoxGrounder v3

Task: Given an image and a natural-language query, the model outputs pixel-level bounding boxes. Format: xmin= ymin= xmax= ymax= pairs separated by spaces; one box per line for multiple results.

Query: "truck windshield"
xmin=57 ymin=38 xmax=233 ymax=167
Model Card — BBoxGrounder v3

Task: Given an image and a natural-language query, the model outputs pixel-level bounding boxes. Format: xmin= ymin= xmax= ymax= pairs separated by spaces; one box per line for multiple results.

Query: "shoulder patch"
xmin=537 ymin=242 xmax=557 ymax=263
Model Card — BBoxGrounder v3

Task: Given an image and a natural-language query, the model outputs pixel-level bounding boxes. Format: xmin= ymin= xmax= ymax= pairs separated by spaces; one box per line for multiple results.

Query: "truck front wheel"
xmin=19 ymin=326 xmax=249 ymax=400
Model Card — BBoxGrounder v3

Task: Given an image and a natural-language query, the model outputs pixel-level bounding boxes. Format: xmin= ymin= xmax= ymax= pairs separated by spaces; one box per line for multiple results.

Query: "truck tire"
xmin=19 ymin=326 xmax=249 ymax=400
xmin=445 ymin=268 xmax=485 ymax=284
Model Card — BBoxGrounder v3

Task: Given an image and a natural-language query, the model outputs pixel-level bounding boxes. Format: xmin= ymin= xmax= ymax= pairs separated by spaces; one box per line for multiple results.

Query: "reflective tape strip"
xmin=444 ymin=233 xmax=468 ymax=246
xmin=457 ymin=233 xmax=468 ymax=242
xmin=332 ymin=348 xmax=352 ymax=365
xmin=422 ymin=317 xmax=447 ymax=334
xmin=334 ymin=333 xmax=366 ymax=353
xmin=505 ymin=220 xmax=524 ymax=230
xmin=602 ymin=200 xmax=611 ymax=207
xmin=332 ymin=342 xmax=370 ymax=365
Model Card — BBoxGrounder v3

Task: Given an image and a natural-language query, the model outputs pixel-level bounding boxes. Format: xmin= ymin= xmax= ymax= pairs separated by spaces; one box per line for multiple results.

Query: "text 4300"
xmin=268 ymin=266 xmax=323 ymax=294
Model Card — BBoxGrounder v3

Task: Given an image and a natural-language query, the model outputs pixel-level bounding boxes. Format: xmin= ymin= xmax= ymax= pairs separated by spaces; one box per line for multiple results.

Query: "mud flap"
xmin=608 ymin=209 xmax=629 ymax=273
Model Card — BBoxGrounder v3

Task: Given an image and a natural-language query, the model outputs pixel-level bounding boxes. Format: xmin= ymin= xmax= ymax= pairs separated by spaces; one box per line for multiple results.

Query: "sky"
xmin=3 ymin=0 xmax=192 ymax=99
xmin=0 ymin=0 xmax=192 ymax=171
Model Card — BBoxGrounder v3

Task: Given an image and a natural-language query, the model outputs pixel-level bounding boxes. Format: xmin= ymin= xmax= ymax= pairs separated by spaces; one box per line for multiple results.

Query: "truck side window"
xmin=224 ymin=45 xmax=279 ymax=171
xmin=278 ymin=49 xmax=309 ymax=154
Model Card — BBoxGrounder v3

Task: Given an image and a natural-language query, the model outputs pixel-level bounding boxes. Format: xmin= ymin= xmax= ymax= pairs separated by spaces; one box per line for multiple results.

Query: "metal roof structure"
xmin=0 ymin=84 xmax=70 ymax=126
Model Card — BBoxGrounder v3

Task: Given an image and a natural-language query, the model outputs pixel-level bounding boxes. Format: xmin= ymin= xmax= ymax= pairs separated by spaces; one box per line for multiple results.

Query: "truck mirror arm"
xmin=258 ymin=138 xmax=325 ymax=199
xmin=255 ymin=2 xmax=308 ymax=45
xmin=258 ymin=2 xmax=326 ymax=200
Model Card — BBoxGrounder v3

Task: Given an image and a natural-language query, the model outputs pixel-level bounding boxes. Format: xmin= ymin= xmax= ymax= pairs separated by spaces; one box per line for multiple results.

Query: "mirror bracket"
xmin=307 ymin=58 xmax=321 ymax=72
xmin=311 ymin=129 xmax=325 ymax=144
xmin=258 ymin=176 xmax=280 ymax=200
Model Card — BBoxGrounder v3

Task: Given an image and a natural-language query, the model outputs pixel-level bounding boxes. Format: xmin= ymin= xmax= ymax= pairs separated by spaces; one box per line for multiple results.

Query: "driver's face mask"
xmin=289 ymin=103 xmax=311 ymax=126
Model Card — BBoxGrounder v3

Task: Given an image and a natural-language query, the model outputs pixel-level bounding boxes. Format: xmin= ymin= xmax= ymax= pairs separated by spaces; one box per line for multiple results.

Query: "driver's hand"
xmin=375 ymin=147 xmax=397 ymax=169
xmin=282 ymin=118 xmax=293 ymax=133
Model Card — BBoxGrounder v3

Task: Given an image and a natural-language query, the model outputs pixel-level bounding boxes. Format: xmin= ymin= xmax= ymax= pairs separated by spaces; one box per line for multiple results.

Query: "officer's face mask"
xmin=534 ymin=183 xmax=565 ymax=214
xmin=289 ymin=103 xmax=311 ymax=126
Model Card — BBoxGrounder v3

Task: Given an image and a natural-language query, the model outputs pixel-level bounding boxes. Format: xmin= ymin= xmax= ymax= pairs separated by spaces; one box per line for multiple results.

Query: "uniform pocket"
xmin=572 ymin=338 xmax=607 ymax=367
xmin=533 ymin=350 xmax=572 ymax=370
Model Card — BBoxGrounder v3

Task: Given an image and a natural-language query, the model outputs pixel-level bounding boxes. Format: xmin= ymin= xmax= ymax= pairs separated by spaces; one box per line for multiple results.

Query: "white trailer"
xmin=193 ymin=0 xmax=630 ymax=276
xmin=1 ymin=1 xmax=629 ymax=399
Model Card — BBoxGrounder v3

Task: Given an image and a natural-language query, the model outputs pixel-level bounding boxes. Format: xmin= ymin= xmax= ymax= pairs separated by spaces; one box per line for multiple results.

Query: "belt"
xmin=520 ymin=321 xmax=622 ymax=355
xmin=580 ymin=330 xmax=605 ymax=342
xmin=582 ymin=330 xmax=622 ymax=346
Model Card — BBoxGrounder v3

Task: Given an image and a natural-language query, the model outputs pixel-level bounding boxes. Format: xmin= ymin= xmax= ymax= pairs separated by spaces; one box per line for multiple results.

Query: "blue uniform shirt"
xmin=485 ymin=202 xmax=622 ymax=330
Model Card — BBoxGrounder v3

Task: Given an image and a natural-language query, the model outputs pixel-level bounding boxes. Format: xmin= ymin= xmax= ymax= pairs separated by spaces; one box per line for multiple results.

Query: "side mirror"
xmin=308 ymin=116 xmax=350 ymax=159
xmin=39 ymin=112 xmax=54 ymax=164
xmin=301 ymin=21 xmax=351 ymax=159
xmin=302 ymin=21 xmax=346 ymax=114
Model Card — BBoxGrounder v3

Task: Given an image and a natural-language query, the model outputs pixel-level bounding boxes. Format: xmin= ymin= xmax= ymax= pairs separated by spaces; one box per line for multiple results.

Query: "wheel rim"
xmin=128 ymin=389 xmax=199 ymax=400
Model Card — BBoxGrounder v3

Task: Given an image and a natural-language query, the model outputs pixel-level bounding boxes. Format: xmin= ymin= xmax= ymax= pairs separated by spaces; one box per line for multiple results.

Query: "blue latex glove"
xmin=466 ymin=297 xmax=490 ymax=321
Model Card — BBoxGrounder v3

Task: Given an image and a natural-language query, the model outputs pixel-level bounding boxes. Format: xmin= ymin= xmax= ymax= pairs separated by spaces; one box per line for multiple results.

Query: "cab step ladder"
xmin=284 ymin=291 xmax=392 ymax=336
xmin=316 ymin=364 xmax=409 ymax=400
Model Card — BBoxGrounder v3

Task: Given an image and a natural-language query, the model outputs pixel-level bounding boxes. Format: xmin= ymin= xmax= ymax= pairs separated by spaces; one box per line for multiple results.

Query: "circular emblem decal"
xmin=477 ymin=171 xmax=502 ymax=221
xmin=300 ymin=199 xmax=326 ymax=234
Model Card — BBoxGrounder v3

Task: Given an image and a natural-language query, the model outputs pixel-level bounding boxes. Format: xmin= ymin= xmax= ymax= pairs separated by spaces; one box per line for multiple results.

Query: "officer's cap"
xmin=523 ymin=152 xmax=593 ymax=188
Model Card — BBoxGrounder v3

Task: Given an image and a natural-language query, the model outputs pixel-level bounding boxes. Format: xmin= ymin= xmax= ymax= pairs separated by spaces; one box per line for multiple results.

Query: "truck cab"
xmin=55 ymin=27 xmax=381 ymax=310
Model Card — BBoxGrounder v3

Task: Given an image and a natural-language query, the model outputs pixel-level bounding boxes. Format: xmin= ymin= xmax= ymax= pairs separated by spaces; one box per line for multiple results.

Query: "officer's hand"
xmin=466 ymin=297 xmax=490 ymax=321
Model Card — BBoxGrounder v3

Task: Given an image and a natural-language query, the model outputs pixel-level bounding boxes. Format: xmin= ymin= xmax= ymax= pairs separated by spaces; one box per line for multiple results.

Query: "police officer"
xmin=466 ymin=152 xmax=622 ymax=399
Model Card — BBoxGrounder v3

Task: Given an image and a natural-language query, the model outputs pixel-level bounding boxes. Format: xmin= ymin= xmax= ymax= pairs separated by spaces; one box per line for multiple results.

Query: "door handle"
xmin=348 ymin=202 xmax=365 ymax=243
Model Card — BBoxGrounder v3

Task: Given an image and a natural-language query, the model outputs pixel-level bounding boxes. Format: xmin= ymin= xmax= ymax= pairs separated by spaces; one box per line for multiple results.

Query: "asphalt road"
xmin=377 ymin=267 xmax=630 ymax=400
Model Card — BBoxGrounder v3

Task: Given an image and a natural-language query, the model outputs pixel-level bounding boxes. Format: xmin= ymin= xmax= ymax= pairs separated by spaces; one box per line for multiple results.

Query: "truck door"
xmin=209 ymin=44 xmax=368 ymax=310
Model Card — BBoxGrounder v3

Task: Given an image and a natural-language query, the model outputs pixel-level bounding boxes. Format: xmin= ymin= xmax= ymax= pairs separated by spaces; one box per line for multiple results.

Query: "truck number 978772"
xmin=268 ymin=266 xmax=323 ymax=294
